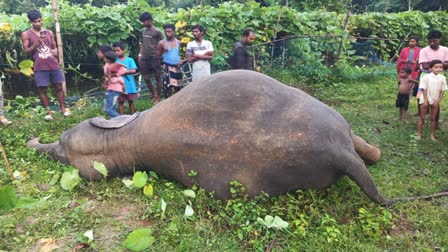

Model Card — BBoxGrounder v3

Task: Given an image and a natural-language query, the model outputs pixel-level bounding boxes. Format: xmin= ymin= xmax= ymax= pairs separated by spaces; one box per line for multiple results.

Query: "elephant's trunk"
xmin=351 ymin=132 xmax=381 ymax=165
xmin=27 ymin=138 xmax=69 ymax=164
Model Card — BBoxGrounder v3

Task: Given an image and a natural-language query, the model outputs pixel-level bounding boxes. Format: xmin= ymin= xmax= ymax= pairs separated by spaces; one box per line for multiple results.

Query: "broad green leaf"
xmin=15 ymin=95 xmax=26 ymax=105
xmin=49 ymin=173 xmax=60 ymax=186
xmin=86 ymin=36 xmax=96 ymax=45
xmin=258 ymin=215 xmax=288 ymax=229
xmin=122 ymin=178 xmax=133 ymax=187
xmin=184 ymin=204 xmax=194 ymax=217
xmin=60 ymin=170 xmax=81 ymax=191
xmin=159 ymin=198 xmax=166 ymax=213
xmin=18 ymin=59 xmax=33 ymax=68
xmin=257 ymin=215 xmax=274 ymax=228
xmin=123 ymin=228 xmax=155 ymax=252
xmin=13 ymin=170 xmax=24 ymax=180
xmin=143 ymin=184 xmax=153 ymax=196
xmin=83 ymin=230 xmax=94 ymax=242
xmin=16 ymin=197 xmax=39 ymax=209
xmin=19 ymin=68 xmax=34 ymax=76
xmin=149 ymin=171 xmax=159 ymax=179
xmin=183 ymin=189 xmax=196 ymax=198
xmin=272 ymin=216 xmax=289 ymax=229
xmin=133 ymin=171 xmax=148 ymax=188
xmin=92 ymin=161 xmax=108 ymax=177
xmin=0 ymin=186 xmax=17 ymax=211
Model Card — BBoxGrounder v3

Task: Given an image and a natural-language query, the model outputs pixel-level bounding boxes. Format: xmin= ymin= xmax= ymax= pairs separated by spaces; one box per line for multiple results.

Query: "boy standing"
xmin=417 ymin=60 xmax=447 ymax=141
xmin=113 ymin=41 xmax=138 ymax=114
xmin=186 ymin=25 xmax=214 ymax=81
xmin=21 ymin=9 xmax=70 ymax=120
xmin=396 ymin=68 xmax=417 ymax=123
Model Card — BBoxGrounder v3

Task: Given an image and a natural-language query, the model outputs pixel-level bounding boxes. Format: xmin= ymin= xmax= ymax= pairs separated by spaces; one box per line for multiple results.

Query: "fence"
xmin=0 ymin=33 xmax=410 ymax=99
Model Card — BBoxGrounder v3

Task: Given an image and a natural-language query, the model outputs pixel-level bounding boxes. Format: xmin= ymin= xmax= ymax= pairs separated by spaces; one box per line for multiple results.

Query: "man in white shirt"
xmin=186 ymin=25 xmax=214 ymax=82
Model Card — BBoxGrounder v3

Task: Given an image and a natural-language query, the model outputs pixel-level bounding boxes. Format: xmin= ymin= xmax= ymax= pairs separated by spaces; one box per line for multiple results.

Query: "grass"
xmin=1 ymin=69 xmax=447 ymax=251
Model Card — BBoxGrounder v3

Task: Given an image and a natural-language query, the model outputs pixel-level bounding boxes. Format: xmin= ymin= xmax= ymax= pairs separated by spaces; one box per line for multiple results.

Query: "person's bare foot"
xmin=431 ymin=135 xmax=437 ymax=141
xmin=405 ymin=120 xmax=409 ymax=124
xmin=417 ymin=135 xmax=422 ymax=140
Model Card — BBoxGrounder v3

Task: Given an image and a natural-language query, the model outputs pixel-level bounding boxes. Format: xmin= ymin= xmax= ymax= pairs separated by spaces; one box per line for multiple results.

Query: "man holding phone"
xmin=21 ymin=9 xmax=69 ymax=120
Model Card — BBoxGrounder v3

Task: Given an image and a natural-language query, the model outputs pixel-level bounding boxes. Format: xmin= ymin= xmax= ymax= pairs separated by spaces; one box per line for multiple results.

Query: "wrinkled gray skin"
xmin=28 ymin=70 xmax=388 ymax=204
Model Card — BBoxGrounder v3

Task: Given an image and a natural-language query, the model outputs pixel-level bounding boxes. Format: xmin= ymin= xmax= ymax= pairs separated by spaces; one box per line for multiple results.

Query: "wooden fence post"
xmin=270 ymin=0 xmax=288 ymax=68
xmin=51 ymin=0 xmax=66 ymax=95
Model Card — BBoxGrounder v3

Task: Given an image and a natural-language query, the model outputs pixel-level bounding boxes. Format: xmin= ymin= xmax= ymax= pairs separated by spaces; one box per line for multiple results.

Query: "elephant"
xmin=28 ymin=70 xmax=447 ymax=205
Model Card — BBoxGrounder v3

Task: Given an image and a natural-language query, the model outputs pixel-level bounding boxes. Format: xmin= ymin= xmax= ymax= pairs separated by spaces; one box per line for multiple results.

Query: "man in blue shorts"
xmin=21 ymin=9 xmax=69 ymax=120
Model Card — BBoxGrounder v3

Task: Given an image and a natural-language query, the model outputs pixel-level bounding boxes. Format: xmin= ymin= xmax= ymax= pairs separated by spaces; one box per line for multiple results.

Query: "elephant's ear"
xmin=89 ymin=113 xmax=140 ymax=129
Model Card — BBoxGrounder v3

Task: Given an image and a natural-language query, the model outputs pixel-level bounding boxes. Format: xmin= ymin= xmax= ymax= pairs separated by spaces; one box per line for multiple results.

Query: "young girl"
xmin=103 ymin=51 xmax=126 ymax=118
xmin=0 ymin=78 xmax=12 ymax=126
xmin=417 ymin=59 xmax=447 ymax=140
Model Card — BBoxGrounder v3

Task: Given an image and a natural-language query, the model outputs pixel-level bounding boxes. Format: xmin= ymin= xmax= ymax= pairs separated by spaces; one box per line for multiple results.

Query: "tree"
xmin=0 ymin=0 xmax=47 ymax=14
xmin=351 ymin=0 xmax=447 ymax=13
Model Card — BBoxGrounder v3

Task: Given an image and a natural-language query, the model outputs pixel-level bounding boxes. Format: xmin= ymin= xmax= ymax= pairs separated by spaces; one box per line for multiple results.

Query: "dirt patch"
xmin=297 ymin=85 xmax=315 ymax=95
xmin=321 ymin=99 xmax=342 ymax=106
xmin=388 ymin=214 xmax=416 ymax=238
xmin=28 ymin=237 xmax=74 ymax=252
xmin=92 ymin=199 xmax=153 ymax=248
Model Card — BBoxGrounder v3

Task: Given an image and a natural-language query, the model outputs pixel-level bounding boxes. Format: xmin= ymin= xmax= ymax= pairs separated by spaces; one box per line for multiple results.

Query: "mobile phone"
xmin=40 ymin=30 xmax=47 ymax=37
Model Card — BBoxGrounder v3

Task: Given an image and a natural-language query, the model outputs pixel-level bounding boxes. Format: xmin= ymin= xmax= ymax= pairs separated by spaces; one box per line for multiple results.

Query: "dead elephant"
xmin=28 ymin=70 xmax=447 ymax=205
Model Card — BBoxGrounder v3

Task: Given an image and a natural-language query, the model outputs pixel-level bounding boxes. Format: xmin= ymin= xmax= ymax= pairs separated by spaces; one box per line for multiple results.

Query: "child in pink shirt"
xmin=103 ymin=51 xmax=126 ymax=118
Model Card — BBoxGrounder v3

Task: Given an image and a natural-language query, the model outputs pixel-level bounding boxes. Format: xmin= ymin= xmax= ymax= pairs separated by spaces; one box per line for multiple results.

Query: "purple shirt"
xmin=27 ymin=29 xmax=60 ymax=71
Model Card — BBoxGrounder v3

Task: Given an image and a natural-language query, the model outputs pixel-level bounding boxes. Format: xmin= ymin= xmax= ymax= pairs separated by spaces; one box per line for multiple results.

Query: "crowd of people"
xmin=95 ymin=12 xmax=257 ymax=118
xmin=0 ymin=10 xmax=257 ymax=121
xmin=396 ymin=30 xmax=448 ymax=141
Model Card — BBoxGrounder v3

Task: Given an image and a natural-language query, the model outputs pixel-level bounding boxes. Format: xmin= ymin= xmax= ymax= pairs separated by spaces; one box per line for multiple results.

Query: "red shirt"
xmin=27 ymin=29 xmax=60 ymax=71
xmin=397 ymin=47 xmax=421 ymax=80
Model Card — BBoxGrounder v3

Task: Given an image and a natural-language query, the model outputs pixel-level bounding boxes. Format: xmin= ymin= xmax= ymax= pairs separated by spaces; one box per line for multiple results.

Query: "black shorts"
xmin=396 ymin=94 xmax=410 ymax=110
xmin=139 ymin=57 xmax=161 ymax=76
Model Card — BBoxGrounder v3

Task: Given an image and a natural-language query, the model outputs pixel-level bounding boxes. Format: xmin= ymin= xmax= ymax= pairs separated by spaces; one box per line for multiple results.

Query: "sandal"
xmin=1 ymin=118 xmax=12 ymax=126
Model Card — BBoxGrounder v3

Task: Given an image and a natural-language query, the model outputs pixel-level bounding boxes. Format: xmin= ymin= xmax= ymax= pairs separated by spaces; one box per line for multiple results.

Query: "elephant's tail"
xmin=351 ymin=132 xmax=381 ymax=165
xmin=341 ymin=151 xmax=389 ymax=205
xmin=27 ymin=138 xmax=69 ymax=164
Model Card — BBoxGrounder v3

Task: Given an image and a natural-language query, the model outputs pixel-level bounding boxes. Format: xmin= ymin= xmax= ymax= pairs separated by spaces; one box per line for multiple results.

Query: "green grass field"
xmin=1 ymin=70 xmax=447 ymax=251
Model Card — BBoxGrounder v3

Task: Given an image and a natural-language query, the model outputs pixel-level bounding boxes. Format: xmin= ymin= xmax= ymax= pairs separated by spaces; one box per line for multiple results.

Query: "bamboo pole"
xmin=51 ymin=0 xmax=67 ymax=95
xmin=334 ymin=8 xmax=351 ymax=64
xmin=270 ymin=0 xmax=288 ymax=68
xmin=0 ymin=141 xmax=14 ymax=180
